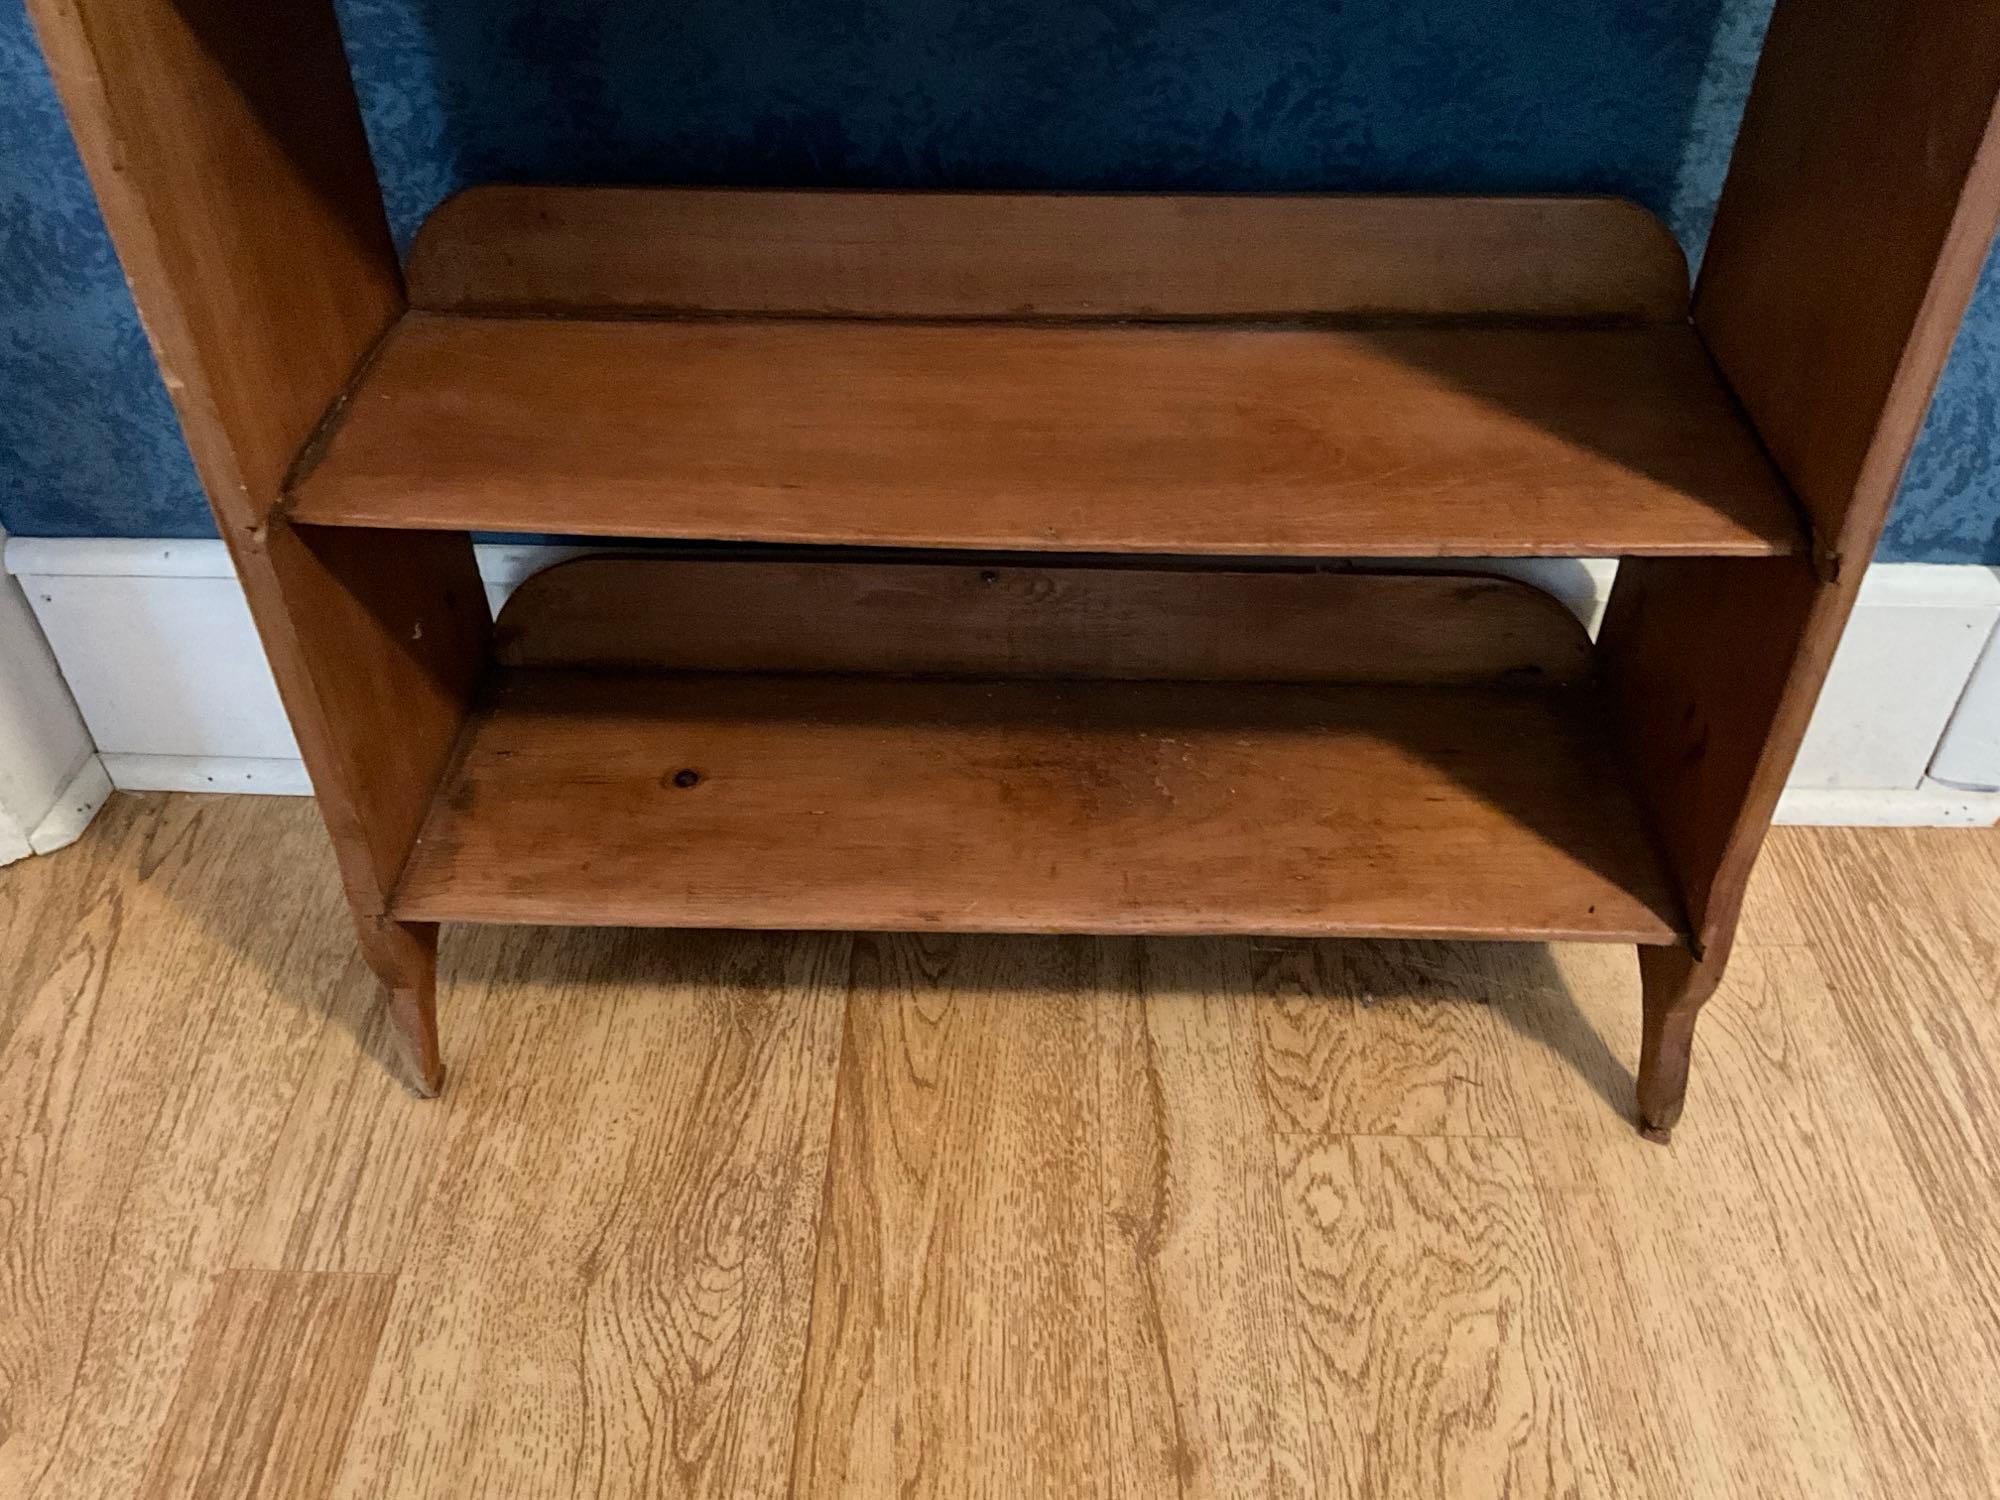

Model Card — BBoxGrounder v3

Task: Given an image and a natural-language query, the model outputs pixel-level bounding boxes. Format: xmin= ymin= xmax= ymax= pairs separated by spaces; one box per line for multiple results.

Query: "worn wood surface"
xmin=6 ymin=795 xmax=1999 ymax=1498
xmin=407 ymin=187 xmax=1690 ymax=322
xmin=24 ymin=4 xmax=487 ymax=937
xmin=288 ymin=315 xmax=1802 ymax=558
xmin=1695 ymin=0 xmax=2000 ymax=569
xmin=390 ymin=670 xmax=1682 ymax=943
xmin=495 ymin=558 xmax=1595 ymax=686
xmin=24 ymin=0 xmax=400 ymax=526
xmin=1597 ymin=0 xmax=2000 ymax=1015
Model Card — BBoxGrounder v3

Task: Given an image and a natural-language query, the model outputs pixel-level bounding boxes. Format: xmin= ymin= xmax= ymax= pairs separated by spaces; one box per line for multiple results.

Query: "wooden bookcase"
xmin=28 ymin=0 xmax=2000 ymax=1139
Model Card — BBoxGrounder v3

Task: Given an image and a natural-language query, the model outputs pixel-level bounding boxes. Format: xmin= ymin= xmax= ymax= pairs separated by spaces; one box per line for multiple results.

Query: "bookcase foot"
xmin=1636 ymin=942 xmax=1727 ymax=1143
xmin=358 ymin=917 xmax=444 ymax=1098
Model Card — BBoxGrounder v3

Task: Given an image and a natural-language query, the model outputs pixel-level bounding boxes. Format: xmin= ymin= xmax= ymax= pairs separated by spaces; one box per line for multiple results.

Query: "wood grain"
xmin=253 ymin=523 xmax=487 ymax=917
xmin=24 ymin=3 xmax=486 ymax=958
xmin=135 ymin=1271 xmax=394 ymax=1500
xmin=1758 ymin=831 xmax=2000 ymax=1394
xmin=1575 ymin=0 xmax=2000 ymax=1128
xmin=7 ymin=801 xmax=2000 ymax=1498
xmin=1509 ymin=935 xmax=1998 ymax=1500
xmin=24 ymin=0 xmax=399 ymax=524
xmin=1598 ymin=555 xmax=1826 ymax=950
xmin=1689 ymin=943 xmax=2000 ymax=1491
xmin=496 ymin=558 xmax=1596 ymax=687
xmin=0 ymin=797 xmax=379 ymax=1500
xmin=1278 ymin=1133 xmax=1612 ymax=1498
xmin=1249 ymin=939 xmax=1533 ymax=1140
xmin=408 ymin=187 xmax=1690 ymax=322
xmin=232 ymin=926 xmax=522 ymax=1273
xmin=287 ymin=315 xmax=1803 ymax=559
xmin=330 ymin=927 xmax=850 ymax=1499
xmin=790 ymin=933 xmax=1111 ymax=1498
xmin=1695 ymin=0 xmax=2000 ymax=568
xmin=1096 ymin=939 xmax=1313 ymax=1497
xmin=390 ymin=671 xmax=1684 ymax=943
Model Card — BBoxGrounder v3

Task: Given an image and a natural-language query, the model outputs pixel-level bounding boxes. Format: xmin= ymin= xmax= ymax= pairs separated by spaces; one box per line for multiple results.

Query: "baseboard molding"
xmin=6 ymin=539 xmax=1999 ymax=826
xmin=96 ymin=753 xmax=314 ymax=796
xmin=1774 ymin=779 xmax=2000 ymax=827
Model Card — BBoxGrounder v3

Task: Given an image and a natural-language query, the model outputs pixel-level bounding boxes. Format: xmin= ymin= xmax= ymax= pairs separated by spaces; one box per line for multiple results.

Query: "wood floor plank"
xmin=233 ymin=926 xmax=521 ymax=1273
xmin=134 ymin=1270 xmax=394 ymax=1500
xmin=9 ymin=801 xmax=2000 ymax=1500
xmin=329 ymin=927 xmax=849 ymax=1500
xmin=0 ymin=796 xmax=367 ymax=1500
xmin=1758 ymin=829 xmax=2000 ymax=1412
xmin=1765 ymin=826 xmax=2000 ymax=989
xmin=1699 ymin=944 xmax=2000 ymax=1495
xmin=790 ymin=934 xmax=1111 ymax=1499
xmin=0 ymin=794 xmax=153 ymax=1048
xmin=1096 ymin=938 xmax=1313 ymax=1499
xmin=1277 ymin=1132 xmax=1613 ymax=1499
xmin=1732 ymin=842 xmax=1811 ymax=947
xmin=1510 ymin=944 xmax=1888 ymax=1500
xmin=1249 ymin=939 xmax=1532 ymax=1139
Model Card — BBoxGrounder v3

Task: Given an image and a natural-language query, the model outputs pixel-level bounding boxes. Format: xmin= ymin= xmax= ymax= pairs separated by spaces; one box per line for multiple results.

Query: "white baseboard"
xmin=1774 ymin=779 xmax=2000 ymax=827
xmin=5 ymin=539 xmax=1998 ymax=828
xmin=96 ymin=753 xmax=314 ymax=796
xmin=1788 ymin=563 xmax=2000 ymax=792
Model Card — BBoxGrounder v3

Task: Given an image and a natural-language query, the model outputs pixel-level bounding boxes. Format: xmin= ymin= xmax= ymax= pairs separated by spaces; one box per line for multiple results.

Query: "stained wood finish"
xmin=1634 ymin=941 xmax=1729 ymax=1142
xmin=1695 ymin=0 xmax=2000 ymax=568
xmin=1598 ymin=0 xmax=2000 ymax=1107
xmin=7 ymin=800 xmax=2000 ymax=1498
xmin=408 ymin=187 xmax=1691 ymax=322
xmin=24 ymin=0 xmax=400 ymax=524
xmin=260 ymin=523 xmax=487 ymax=909
xmin=30 ymin=0 xmax=2000 ymax=1153
xmin=392 ymin=670 xmax=1683 ymax=943
xmin=288 ymin=314 xmax=1802 ymax=558
xmin=24 ymin=4 xmax=487 ymax=968
xmin=352 ymin=915 xmax=443 ymax=1097
xmin=496 ymin=557 xmax=1594 ymax=686
xmin=1598 ymin=556 xmax=1836 ymax=956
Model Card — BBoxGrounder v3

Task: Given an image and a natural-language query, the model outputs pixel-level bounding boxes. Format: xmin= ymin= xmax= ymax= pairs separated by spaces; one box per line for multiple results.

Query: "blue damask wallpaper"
xmin=2 ymin=0 xmax=1996 ymax=560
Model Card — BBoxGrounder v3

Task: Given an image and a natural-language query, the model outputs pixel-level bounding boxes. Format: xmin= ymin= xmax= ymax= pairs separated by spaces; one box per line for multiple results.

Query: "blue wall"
xmin=3 ymin=0 xmax=1996 ymax=561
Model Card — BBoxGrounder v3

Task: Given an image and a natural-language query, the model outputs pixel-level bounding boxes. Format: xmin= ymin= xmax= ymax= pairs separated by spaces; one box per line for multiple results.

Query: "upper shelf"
xmin=283 ymin=189 xmax=1804 ymax=557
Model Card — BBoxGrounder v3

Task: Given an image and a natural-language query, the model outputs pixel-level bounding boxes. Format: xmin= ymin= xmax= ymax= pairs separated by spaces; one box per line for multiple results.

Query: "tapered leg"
xmin=355 ymin=916 xmax=444 ymax=1097
xmin=1635 ymin=941 xmax=1728 ymax=1143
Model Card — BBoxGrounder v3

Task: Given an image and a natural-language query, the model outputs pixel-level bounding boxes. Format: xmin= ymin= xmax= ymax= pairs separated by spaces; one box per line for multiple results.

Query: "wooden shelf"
xmin=38 ymin=0 xmax=2000 ymax=1136
xmin=287 ymin=313 xmax=1803 ymax=557
xmin=391 ymin=669 xmax=1684 ymax=943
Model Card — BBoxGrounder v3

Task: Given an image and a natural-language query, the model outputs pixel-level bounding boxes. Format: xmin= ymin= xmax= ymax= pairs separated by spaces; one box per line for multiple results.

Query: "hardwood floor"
xmin=3 ymin=793 xmax=1997 ymax=1498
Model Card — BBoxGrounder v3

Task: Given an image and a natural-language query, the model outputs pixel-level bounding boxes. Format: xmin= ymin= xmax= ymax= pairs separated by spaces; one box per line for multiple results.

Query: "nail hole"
xmin=978 ymin=570 xmax=1000 ymax=585
xmin=671 ymin=768 xmax=702 ymax=789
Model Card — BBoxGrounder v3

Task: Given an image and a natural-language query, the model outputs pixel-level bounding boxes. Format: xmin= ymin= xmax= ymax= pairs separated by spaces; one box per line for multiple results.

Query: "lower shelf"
xmin=392 ymin=671 xmax=1684 ymax=944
